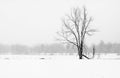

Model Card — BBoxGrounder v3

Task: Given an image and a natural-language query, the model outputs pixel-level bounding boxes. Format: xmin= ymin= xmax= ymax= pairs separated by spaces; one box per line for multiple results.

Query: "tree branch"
xmin=58 ymin=32 xmax=77 ymax=46
xmin=62 ymin=19 xmax=78 ymax=45
xmin=82 ymin=54 xmax=90 ymax=59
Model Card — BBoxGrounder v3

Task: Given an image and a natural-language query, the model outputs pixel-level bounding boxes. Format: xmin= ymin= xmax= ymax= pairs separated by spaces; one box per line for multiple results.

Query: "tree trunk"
xmin=78 ymin=46 xmax=83 ymax=59
xmin=78 ymin=41 xmax=84 ymax=59
xmin=79 ymin=52 xmax=82 ymax=59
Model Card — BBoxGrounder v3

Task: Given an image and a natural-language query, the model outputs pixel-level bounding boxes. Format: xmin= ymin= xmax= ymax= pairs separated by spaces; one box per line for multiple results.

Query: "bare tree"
xmin=58 ymin=7 xmax=96 ymax=59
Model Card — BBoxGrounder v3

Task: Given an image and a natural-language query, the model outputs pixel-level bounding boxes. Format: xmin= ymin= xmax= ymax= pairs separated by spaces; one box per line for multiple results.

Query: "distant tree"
xmin=58 ymin=7 xmax=96 ymax=59
xmin=92 ymin=45 xmax=95 ymax=58
xmin=96 ymin=40 xmax=106 ymax=54
xmin=11 ymin=44 xmax=29 ymax=54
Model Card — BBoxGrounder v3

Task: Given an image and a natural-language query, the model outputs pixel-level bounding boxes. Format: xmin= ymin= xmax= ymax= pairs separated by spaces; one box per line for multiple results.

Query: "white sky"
xmin=0 ymin=0 xmax=119 ymax=46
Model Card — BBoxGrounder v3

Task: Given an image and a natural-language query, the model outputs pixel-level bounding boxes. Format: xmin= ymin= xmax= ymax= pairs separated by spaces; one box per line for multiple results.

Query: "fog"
xmin=0 ymin=0 xmax=119 ymax=46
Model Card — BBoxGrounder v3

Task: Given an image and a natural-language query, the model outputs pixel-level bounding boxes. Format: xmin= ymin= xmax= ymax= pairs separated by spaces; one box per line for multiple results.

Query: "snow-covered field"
xmin=0 ymin=54 xmax=120 ymax=78
xmin=0 ymin=54 xmax=120 ymax=60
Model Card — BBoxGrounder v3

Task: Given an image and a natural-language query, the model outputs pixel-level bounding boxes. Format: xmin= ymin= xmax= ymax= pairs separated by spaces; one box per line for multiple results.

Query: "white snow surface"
xmin=0 ymin=55 xmax=119 ymax=78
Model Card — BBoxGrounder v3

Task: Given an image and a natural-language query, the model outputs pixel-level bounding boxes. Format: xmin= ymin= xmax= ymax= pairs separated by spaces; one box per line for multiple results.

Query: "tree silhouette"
xmin=58 ymin=7 xmax=96 ymax=59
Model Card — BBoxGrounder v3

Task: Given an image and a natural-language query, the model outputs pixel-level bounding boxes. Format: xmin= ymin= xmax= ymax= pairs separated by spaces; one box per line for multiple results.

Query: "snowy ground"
xmin=0 ymin=54 xmax=120 ymax=60
xmin=0 ymin=55 xmax=120 ymax=78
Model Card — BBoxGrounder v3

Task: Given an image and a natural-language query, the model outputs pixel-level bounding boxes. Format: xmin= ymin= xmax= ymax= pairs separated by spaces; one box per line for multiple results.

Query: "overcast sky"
xmin=0 ymin=0 xmax=119 ymax=46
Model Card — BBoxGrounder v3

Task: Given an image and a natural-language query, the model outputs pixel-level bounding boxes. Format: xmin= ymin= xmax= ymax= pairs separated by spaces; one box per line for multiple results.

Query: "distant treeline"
xmin=94 ymin=41 xmax=120 ymax=54
xmin=0 ymin=41 xmax=120 ymax=55
xmin=0 ymin=43 xmax=77 ymax=55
